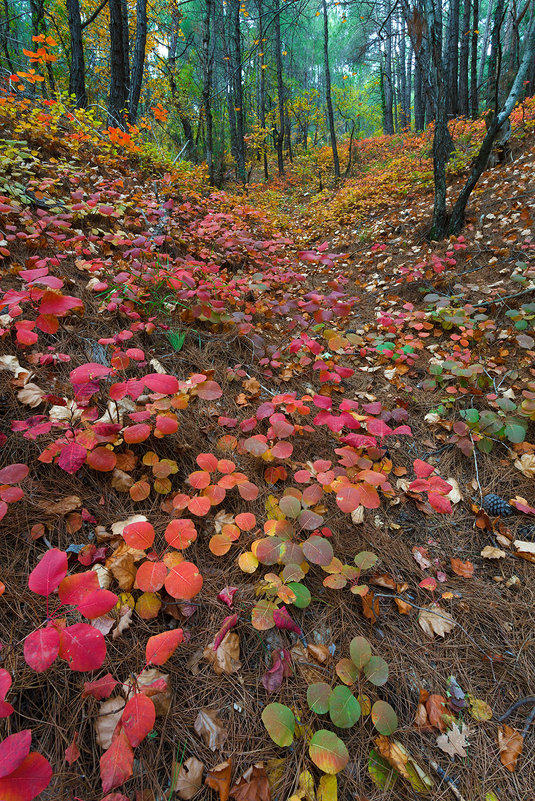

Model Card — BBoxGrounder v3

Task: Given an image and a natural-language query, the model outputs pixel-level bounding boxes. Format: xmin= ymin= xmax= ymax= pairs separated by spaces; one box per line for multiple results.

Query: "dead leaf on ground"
xmin=361 ymin=589 xmax=380 ymax=623
xmin=194 ymin=708 xmax=228 ymax=751
xmin=445 ymin=477 xmax=462 ymax=504
xmin=468 ymin=695 xmax=492 ymax=721
xmin=481 ymin=546 xmax=506 ymax=560
xmin=65 ymin=732 xmax=80 ymax=765
xmin=498 ymin=724 xmax=523 ymax=772
xmin=426 ymin=694 xmax=448 ymax=731
xmin=38 ymin=495 xmax=82 ymax=515
xmin=124 ymin=668 xmax=171 ymax=716
xmin=418 ymin=605 xmax=455 ymax=638
xmin=17 ymin=382 xmax=45 ymax=407
xmin=436 ymin=722 xmax=471 ymax=758
xmin=112 ymin=605 xmax=133 ymax=639
xmin=111 ymin=468 xmax=135 ymax=491
xmin=450 ymin=558 xmax=474 ymax=577
xmin=95 ymin=696 xmax=124 ymax=749
xmin=205 ymin=759 xmax=233 ymax=801
xmin=108 ymin=552 xmax=137 ymax=591
xmin=514 ymin=453 xmax=535 ymax=478
xmin=174 ymin=756 xmax=204 ymax=800
xmin=203 ymin=632 xmax=241 ymax=675
xmin=230 ymin=763 xmax=270 ymax=801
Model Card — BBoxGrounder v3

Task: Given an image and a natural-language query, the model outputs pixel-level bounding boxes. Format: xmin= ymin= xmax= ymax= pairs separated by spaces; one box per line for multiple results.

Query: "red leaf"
xmin=235 ymin=513 xmax=256 ymax=531
xmin=24 ymin=627 xmax=60 ymax=672
xmin=70 ymin=363 xmax=112 ymax=384
xmin=121 ymin=694 xmax=156 ymax=747
xmin=428 ymin=492 xmax=452 ymax=514
xmin=77 ymin=589 xmax=118 ymax=619
xmin=39 ymin=290 xmax=83 ymax=316
xmin=135 ymin=561 xmax=167 ymax=593
xmin=58 ymin=571 xmax=100 ymax=605
xmin=57 ymin=443 xmax=87 ymax=474
xmin=59 ymin=623 xmax=106 ymax=671
xmin=82 ymin=674 xmax=118 ymax=700
xmin=87 ymin=448 xmax=117 ymax=472
xmin=213 ymin=614 xmax=239 ymax=650
xmin=145 ymin=629 xmax=183 ymax=665
xmin=122 ymin=520 xmax=154 ymax=550
xmin=123 ymin=424 xmax=151 ymax=444
xmin=413 ymin=459 xmax=435 ymax=478
xmin=0 ymin=670 xmax=12 ymax=701
xmin=143 ymin=373 xmax=179 ymax=394
xmin=187 ymin=496 xmax=211 ymax=516
xmin=100 ymin=730 xmax=133 ymax=794
xmin=0 ymin=751 xmax=52 ymax=801
xmin=164 ymin=518 xmax=197 ymax=549
xmin=28 ymin=549 xmax=68 ymax=596
xmin=196 ymin=452 xmax=218 ymax=472
xmin=335 ymin=485 xmax=361 ymax=513
xmin=165 ymin=561 xmax=203 ymax=600
xmin=273 ymin=606 xmax=302 ymax=635
xmin=0 ymin=464 xmax=28 ymax=484
xmin=196 ymin=380 xmax=222 ymax=400
xmin=237 ymin=481 xmax=259 ymax=501
xmin=0 ymin=731 xmax=31 ymax=778
xmin=65 ymin=732 xmax=80 ymax=765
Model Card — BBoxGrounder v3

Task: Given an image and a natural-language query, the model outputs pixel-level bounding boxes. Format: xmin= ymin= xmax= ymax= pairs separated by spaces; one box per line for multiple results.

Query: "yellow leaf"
xmin=318 ymin=775 xmax=337 ymax=800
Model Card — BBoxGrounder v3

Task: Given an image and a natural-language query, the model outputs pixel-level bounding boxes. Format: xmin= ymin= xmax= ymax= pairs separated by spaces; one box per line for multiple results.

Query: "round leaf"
xmin=328 ymin=685 xmax=361 ymax=728
xmin=302 ymin=536 xmax=334 ymax=566
xmin=371 ymin=700 xmax=398 ymax=735
xmin=261 ymin=703 xmax=295 ymax=747
xmin=354 ymin=551 xmax=378 ymax=570
xmin=335 ymin=658 xmax=357 ymax=686
xmin=349 ymin=636 xmax=372 ymax=669
xmin=307 ymin=683 xmax=332 ymax=714
xmin=287 ymin=582 xmax=311 ymax=608
xmin=309 ymin=730 xmax=349 ymax=774
xmin=363 ymin=655 xmax=389 ymax=686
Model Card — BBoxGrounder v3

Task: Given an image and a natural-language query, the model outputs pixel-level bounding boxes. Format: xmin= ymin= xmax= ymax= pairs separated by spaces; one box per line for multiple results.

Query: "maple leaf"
xmin=436 ymin=722 xmax=470 ymax=758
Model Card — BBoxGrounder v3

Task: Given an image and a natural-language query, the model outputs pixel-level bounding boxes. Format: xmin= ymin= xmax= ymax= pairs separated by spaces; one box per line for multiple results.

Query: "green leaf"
xmin=328 ymin=685 xmax=361 ymax=728
xmin=287 ymin=582 xmax=311 ymax=608
xmin=368 ymin=748 xmax=398 ymax=790
xmin=504 ymin=420 xmax=527 ymax=443
xmin=354 ymin=551 xmax=378 ymax=570
xmin=167 ymin=330 xmax=186 ymax=352
xmin=371 ymin=700 xmax=398 ymax=734
xmin=307 ymin=682 xmax=332 ymax=714
xmin=363 ymin=655 xmax=389 ymax=686
xmin=309 ymin=730 xmax=349 ymax=774
xmin=349 ymin=636 xmax=372 ymax=669
xmin=261 ymin=702 xmax=295 ymax=747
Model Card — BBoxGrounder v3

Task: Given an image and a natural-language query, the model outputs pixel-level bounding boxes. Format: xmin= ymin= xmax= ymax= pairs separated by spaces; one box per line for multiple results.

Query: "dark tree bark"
xmin=487 ymin=0 xmax=506 ymax=107
xmin=459 ymin=0 xmax=471 ymax=116
xmin=230 ymin=0 xmax=246 ymax=183
xmin=398 ymin=17 xmax=409 ymax=128
xmin=322 ymin=0 xmax=339 ymax=176
xmin=450 ymin=10 xmax=535 ymax=233
xmin=382 ymin=0 xmax=395 ymax=134
xmin=414 ymin=53 xmax=425 ymax=130
xmin=67 ymin=0 xmax=87 ymax=107
xmin=478 ymin=0 xmax=494 ymax=91
xmin=257 ymin=0 xmax=269 ymax=179
xmin=446 ymin=0 xmax=461 ymax=116
xmin=108 ymin=0 xmax=129 ymax=127
xmin=167 ymin=4 xmax=195 ymax=160
xmin=121 ymin=0 xmax=130 ymax=99
xmin=1 ymin=0 xmax=15 ymax=74
xmin=128 ymin=0 xmax=147 ymax=123
xmin=273 ymin=0 xmax=285 ymax=175
xmin=406 ymin=49 xmax=413 ymax=128
xmin=201 ymin=0 xmax=215 ymax=183
xmin=470 ymin=0 xmax=479 ymax=116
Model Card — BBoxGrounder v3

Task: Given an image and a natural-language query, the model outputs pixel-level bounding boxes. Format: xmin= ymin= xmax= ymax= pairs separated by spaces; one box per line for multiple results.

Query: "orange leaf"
xmin=205 ymin=759 xmax=233 ymax=801
xmin=425 ymin=694 xmax=448 ymax=731
xmin=498 ymin=724 xmax=523 ymax=772
xmin=450 ymin=558 xmax=474 ymax=577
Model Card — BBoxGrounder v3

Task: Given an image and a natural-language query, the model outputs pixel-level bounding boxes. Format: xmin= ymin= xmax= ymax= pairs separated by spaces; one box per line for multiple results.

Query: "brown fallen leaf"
xmin=111 ymin=468 xmax=134 ymax=491
xmin=307 ymin=644 xmax=330 ymax=664
xmin=498 ymin=724 xmax=523 ymax=772
xmin=175 ymin=756 xmax=204 ymax=800
xmin=414 ymin=689 xmax=431 ymax=729
xmin=481 ymin=546 xmax=506 ymax=560
xmin=230 ymin=763 xmax=270 ymax=801
xmin=436 ymin=722 xmax=470 ymax=758
xmin=108 ymin=552 xmax=137 ymax=591
xmin=194 ymin=708 xmax=228 ymax=751
xmin=418 ymin=604 xmax=455 ymax=638
xmin=203 ymin=632 xmax=241 ymax=675
xmin=361 ymin=589 xmax=380 ymax=623
xmin=206 ymin=759 xmax=233 ymax=801
xmin=394 ymin=597 xmax=412 ymax=615
xmin=450 ymin=558 xmax=474 ymax=578
xmin=39 ymin=495 xmax=82 ymax=515
xmin=17 ymin=382 xmax=45 ymax=408
xmin=95 ymin=696 xmax=124 ymax=749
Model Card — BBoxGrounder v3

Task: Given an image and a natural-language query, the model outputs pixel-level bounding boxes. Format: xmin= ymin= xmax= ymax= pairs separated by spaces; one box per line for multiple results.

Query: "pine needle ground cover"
xmin=1 ymin=96 xmax=535 ymax=800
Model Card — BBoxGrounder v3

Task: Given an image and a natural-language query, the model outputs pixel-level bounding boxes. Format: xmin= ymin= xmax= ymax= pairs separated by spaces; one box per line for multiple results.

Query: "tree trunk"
xmin=446 ymin=0 xmax=460 ymax=116
xmin=202 ymin=0 xmax=215 ymax=183
xmin=470 ymin=0 xmax=479 ymax=116
xmin=478 ymin=0 xmax=494 ymax=92
xmin=459 ymin=0 xmax=471 ymax=115
xmin=322 ymin=0 xmax=340 ymax=176
xmin=274 ymin=0 xmax=285 ymax=175
xmin=382 ymin=0 xmax=395 ymax=134
xmin=230 ymin=0 xmax=246 ymax=183
xmin=486 ymin=0 xmax=505 ymax=107
xmin=108 ymin=0 xmax=128 ymax=127
xmin=406 ymin=49 xmax=413 ymax=128
xmin=128 ymin=0 xmax=147 ymax=123
xmin=0 ymin=0 xmax=15 ymax=75
xmin=121 ymin=0 xmax=130 ymax=100
xmin=258 ymin=0 xmax=269 ymax=179
xmin=66 ymin=0 xmax=87 ymax=108
xmin=398 ymin=19 xmax=409 ymax=128
xmin=449 ymin=10 xmax=535 ymax=234
xmin=414 ymin=54 xmax=425 ymax=130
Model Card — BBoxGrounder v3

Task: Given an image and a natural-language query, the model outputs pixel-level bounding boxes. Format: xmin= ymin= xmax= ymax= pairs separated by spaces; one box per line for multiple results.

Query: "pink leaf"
xmin=0 ymin=464 xmax=28 ymax=484
xmin=217 ymin=586 xmax=238 ymax=608
xmin=0 ymin=751 xmax=52 ymax=800
xmin=82 ymin=674 xmax=118 ymax=700
xmin=273 ymin=606 xmax=302 ymax=635
xmin=28 ymin=549 xmax=68 ymax=596
xmin=77 ymin=589 xmax=118 ymax=619
xmin=59 ymin=623 xmax=106 ymax=671
xmin=0 ymin=731 xmax=31 ymax=779
xmin=65 ymin=732 xmax=80 ymax=765
xmin=213 ymin=614 xmax=239 ymax=650
xmin=122 ymin=694 xmax=156 ymax=747
xmin=24 ymin=627 xmax=60 ymax=672
xmin=428 ymin=493 xmax=452 ymax=514
xmin=413 ymin=459 xmax=435 ymax=479
xmin=100 ymin=730 xmax=133 ymax=794
xmin=57 ymin=443 xmax=87 ymax=474
xmin=143 ymin=374 xmax=179 ymax=394
xmin=70 ymin=363 xmax=112 ymax=384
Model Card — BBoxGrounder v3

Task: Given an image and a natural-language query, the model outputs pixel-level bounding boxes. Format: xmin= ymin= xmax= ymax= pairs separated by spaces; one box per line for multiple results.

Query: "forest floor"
xmin=1 ymin=96 xmax=535 ymax=801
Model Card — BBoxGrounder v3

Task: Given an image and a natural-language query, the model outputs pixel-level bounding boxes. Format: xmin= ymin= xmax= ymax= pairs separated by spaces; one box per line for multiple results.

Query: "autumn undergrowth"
xmin=1 ymin=94 xmax=535 ymax=801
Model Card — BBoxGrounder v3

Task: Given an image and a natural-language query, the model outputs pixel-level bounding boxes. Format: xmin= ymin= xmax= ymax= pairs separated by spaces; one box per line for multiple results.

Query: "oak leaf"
xmin=436 ymin=722 xmax=470 ymax=758
xmin=418 ymin=605 xmax=455 ymax=638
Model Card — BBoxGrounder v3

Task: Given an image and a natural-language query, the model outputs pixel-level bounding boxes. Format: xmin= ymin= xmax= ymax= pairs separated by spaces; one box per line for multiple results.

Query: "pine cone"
xmin=483 ymin=493 xmax=513 ymax=517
